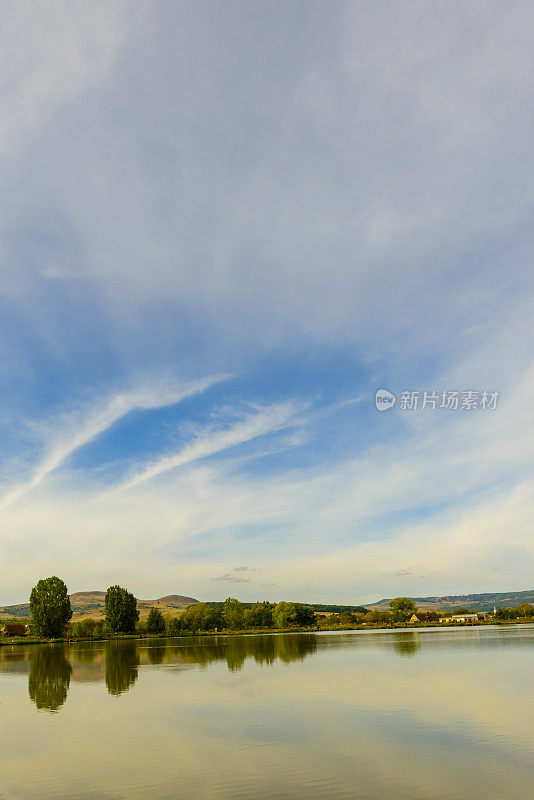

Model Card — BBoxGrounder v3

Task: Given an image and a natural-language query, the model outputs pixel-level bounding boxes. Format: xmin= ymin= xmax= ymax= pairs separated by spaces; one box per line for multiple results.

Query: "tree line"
xmin=22 ymin=578 xmax=522 ymax=641
xmin=25 ymin=577 xmax=318 ymax=638
xmin=494 ymin=603 xmax=534 ymax=620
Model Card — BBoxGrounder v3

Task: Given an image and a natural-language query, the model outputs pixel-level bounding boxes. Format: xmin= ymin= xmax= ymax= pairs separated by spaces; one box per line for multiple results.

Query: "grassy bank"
xmin=5 ymin=618 xmax=534 ymax=647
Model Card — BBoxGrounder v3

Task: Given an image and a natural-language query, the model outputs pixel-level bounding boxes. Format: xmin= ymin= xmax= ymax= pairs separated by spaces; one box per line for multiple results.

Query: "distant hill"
xmin=0 ymin=591 xmax=199 ymax=621
xmin=366 ymin=589 xmax=534 ymax=612
xmin=3 ymin=588 xmax=534 ymax=620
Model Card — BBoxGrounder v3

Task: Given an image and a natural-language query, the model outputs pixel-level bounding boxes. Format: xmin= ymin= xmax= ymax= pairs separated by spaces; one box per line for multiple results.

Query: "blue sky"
xmin=1 ymin=0 xmax=534 ymax=604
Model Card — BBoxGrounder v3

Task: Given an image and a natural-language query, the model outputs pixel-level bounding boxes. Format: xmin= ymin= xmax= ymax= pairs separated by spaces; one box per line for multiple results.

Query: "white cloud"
xmin=0 ymin=374 xmax=229 ymax=510
xmin=113 ymin=401 xmax=299 ymax=492
xmin=0 ymin=0 xmax=139 ymax=155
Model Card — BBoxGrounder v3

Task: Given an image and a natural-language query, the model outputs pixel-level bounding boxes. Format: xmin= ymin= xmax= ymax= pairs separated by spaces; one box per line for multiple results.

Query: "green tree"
xmin=204 ymin=605 xmax=223 ymax=630
xmin=147 ymin=607 xmax=165 ymax=634
xmin=104 ymin=585 xmax=139 ymax=634
xmin=180 ymin=603 xmax=222 ymax=633
xmin=516 ymin=603 xmax=533 ymax=618
xmin=223 ymin=597 xmax=244 ymax=629
xmin=72 ymin=618 xmax=97 ymax=638
xmin=29 ymin=576 xmax=72 ymax=638
xmin=248 ymin=601 xmax=274 ymax=628
xmin=273 ymin=601 xmax=297 ymax=628
xmin=166 ymin=615 xmax=183 ymax=635
xmin=364 ymin=609 xmax=392 ymax=624
xmin=495 ymin=606 xmax=518 ymax=620
xmin=452 ymin=607 xmax=471 ymax=615
xmin=389 ymin=597 xmax=417 ymax=624
xmin=294 ymin=603 xmax=316 ymax=627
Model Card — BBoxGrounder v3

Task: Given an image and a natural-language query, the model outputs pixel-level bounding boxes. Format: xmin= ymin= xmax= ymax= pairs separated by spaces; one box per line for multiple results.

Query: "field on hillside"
xmin=366 ymin=589 xmax=534 ymax=611
xmin=0 ymin=591 xmax=199 ymax=621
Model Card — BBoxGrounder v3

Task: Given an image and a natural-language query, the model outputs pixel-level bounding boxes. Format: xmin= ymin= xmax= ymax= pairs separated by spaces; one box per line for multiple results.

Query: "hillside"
xmin=366 ymin=589 xmax=534 ymax=612
xmin=3 ymin=588 xmax=534 ymax=620
xmin=0 ymin=591 xmax=199 ymax=621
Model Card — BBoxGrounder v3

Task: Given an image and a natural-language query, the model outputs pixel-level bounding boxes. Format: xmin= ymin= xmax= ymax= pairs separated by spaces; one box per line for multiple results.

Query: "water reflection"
xmin=2 ymin=627 xmax=534 ymax=800
xmin=174 ymin=633 xmax=318 ymax=672
xmin=28 ymin=644 xmax=72 ymax=712
xmin=148 ymin=641 xmax=167 ymax=665
xmin=105 ymin=640 xmax=139 ymax=696
xmin=392 ymin=632 xmax=420 ymax=657
xmin=3 ymin=628 xmax=531 ymax=714
xmin=0 ymin=633 xmax=320 ymax=710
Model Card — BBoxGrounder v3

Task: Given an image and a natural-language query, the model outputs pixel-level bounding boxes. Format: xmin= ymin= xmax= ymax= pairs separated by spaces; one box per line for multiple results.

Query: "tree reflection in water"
xmin=105 ymin=640 xmax=139 ymax=696
xmin=175 ymin=633 xmax=318 ymax=672
xmin=21 ymin=633 xmax=320 ymax=711
xmin=147 ymin=640 xmax=167 ymax=665
xmin=392 ymin=632 xmax=420 ymax=657
xmin=28 ymin=644 xmax=72 ymax=712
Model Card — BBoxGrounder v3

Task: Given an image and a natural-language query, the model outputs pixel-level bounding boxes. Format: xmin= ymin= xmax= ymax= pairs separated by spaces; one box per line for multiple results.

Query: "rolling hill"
xmin=3 ymin=588 xmax=534 ymax=621
xmin=365 ymin=589 xmax=534 ymax=612
xmin=0 ymin=591 xmax=199 ymax=621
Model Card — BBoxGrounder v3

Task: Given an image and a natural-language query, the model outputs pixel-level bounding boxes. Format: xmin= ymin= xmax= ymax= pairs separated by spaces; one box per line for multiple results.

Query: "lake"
xmin=1 ymin=626 xmax=534 ymax=799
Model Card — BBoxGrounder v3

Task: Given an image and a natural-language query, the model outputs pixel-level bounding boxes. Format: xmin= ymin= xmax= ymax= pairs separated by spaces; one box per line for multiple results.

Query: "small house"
xmin=409 ymin=612 xmax=440 ymax=623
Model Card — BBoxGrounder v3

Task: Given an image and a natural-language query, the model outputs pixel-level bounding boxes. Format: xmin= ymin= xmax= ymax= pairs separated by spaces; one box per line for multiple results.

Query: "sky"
xmin=1 ymin=0 xmax=534 ymax=605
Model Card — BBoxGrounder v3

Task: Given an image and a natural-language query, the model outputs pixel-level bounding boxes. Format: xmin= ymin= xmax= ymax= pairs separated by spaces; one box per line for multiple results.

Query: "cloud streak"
xmin=0 ymin=374 xmax=229 ymax=510
xmin=113 ymin=402 xmax=299 ymax=492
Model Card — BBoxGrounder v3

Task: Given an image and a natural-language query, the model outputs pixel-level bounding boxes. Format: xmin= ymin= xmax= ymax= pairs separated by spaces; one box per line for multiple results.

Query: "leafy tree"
xmin=147 ymin=607 xmax=165 ymax=634
xmin=181 ymin=603 xmax=222 ymax=633
xmin=294 ymin=603 xmax=316 ymax=626
xmin=364 ymin=609 xmax=392 ymax=624
xmin=72 ymin=618 xmax=97 ymax=638
xmin=203 ymin=605 xmax=223 ymax=630
xmin=516 ymin=603 xmax=533 ymax=618
xmin=452 ymin=607 xmax=471 ymax=615
xmin=166 ymin=615 xmax=183 ymax=635
xmin=136 ymin=618 xmax=148 ymax=635
xmin=223 ymin=597 xmax=244 ymax=629
xmin=495 ymin=607 xmax=519 ymax=620
xmin=104 ymin=585 xmax=139 ymax=634
xmin=29 ymin=576 xmax=72 ymax=638
xmin=248 ymin=601 xmax=274 ymax=628
xmin=180 ymin=604 xmax=203 ymax=633
xmin=389 ymin=597 xmax=417 ymax=624
xmin=273 ymin=601 xmax=297 ymax=628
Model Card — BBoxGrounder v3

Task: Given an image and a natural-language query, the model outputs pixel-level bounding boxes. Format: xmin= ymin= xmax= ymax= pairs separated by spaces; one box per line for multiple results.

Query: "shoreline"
xmin=2 ymin=619 xmax=533 ymax=647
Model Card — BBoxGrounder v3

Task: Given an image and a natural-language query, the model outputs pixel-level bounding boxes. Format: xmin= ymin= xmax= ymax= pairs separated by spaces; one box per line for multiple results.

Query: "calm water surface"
xmin=1 ymin=626 xmax=534 ymax=799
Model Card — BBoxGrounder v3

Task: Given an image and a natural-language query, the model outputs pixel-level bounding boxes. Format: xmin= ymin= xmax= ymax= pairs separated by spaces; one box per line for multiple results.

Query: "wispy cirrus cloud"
xmin=0 ymin=374 xmax=229 ymax=510
xmin=113 ymin=401 xmax=300 ymax=492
